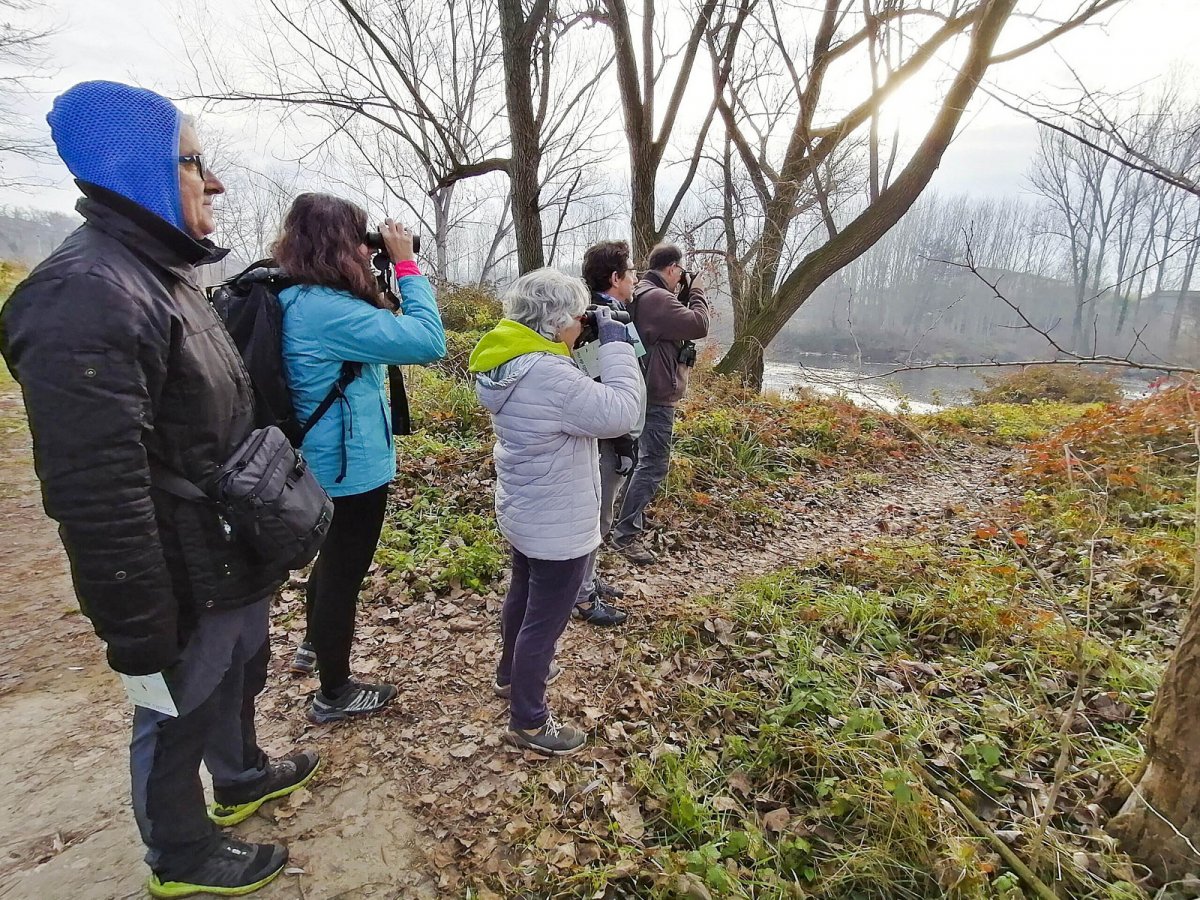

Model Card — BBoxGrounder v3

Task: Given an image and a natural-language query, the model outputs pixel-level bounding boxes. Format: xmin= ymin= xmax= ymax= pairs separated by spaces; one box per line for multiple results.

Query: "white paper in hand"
xmin=119 ymin=672 xmax=179 ymax=717
xmin=572 ymin=324 xmax=647 ymax=380
xmin=573 ymin=340 xmax=602 ymax=379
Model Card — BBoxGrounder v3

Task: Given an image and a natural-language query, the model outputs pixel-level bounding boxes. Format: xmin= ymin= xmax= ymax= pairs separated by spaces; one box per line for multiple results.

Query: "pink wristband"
xmin=393 ymin=260 xmax=421 ymax=278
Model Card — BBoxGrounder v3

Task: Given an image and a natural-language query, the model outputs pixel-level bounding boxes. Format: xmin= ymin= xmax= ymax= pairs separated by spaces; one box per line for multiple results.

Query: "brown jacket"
xmin=629 ymin=271 xmax=710 ymax=406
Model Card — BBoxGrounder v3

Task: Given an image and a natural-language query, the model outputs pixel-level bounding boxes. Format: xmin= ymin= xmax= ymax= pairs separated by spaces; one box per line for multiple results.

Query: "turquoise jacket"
xmin=279 ymin=273 xmax=445 ymax=496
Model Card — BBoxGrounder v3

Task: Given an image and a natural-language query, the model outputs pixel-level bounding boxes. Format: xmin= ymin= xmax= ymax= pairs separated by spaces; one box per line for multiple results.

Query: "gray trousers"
xmin=130 ymin=598 xmax=270 ymax=878
xmin=613 ymin=403 xmax=676 ymax=544
xmin=576 ymin=440 xmax=629 ymax=604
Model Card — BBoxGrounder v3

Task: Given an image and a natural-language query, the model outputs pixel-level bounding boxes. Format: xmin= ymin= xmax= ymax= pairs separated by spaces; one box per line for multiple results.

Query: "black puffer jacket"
xmin=0 ymin=183 xmax=287 ymax=675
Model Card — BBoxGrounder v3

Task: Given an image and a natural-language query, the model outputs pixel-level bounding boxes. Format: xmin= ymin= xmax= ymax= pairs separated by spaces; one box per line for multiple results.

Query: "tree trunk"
xmin=1168 ymin=251 xmax=1196 ymax=356
xmin=629 ymin=160 xmax=657 ymax=263
xmin=498 ymin=0 xmax=547 ymax=272
xmin=1110 ymin=587 xmax=1200 ymax=878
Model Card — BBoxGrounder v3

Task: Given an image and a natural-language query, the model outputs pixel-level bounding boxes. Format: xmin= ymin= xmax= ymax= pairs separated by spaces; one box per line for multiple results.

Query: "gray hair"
xmin=502 ymin=268 xmax=588 ymax=340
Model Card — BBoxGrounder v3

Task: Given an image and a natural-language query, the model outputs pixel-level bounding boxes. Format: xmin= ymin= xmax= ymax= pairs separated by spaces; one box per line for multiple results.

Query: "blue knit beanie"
xmin=47 ymin=81 xmax=184 ymax=230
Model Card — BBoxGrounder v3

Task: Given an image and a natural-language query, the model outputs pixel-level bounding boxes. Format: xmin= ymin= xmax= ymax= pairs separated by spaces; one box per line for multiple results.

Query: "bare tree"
xmin=0 ymin=0 xmax=54 ymax=186
xmin=702 ymin=0 xmax=1124 ymax=387
xmin=188 ymin=0 xmax=611 ymax=280
xmin=495 ymin=0 xmax=615 ymax=271
xmin=592 ymin=0 xmax=731 ymax=260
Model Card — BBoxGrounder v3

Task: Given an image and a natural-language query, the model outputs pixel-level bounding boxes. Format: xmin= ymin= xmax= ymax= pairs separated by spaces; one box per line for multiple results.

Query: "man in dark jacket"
xmin=0 ymin=81 xmax=317 ymax=898
xmin=612 ymin=243 xmax=710 ymax=564
xmin=572 ymin=240 xmax=642 ymax=627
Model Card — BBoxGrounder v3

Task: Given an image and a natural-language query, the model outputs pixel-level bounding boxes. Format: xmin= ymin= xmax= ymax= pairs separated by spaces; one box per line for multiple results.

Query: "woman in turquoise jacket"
xmin=273 ymin=192 xmax=445 ymax=724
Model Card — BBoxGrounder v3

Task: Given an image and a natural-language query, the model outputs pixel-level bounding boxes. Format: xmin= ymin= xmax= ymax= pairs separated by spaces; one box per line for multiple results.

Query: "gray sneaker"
xmin=494 ymin=663 xmax=562 ymax=698
xmin=507 ymin=713 xmax=587 ymax=756
xmin=613 ymin=536 xmax=655 ymax=565
xmin=289 ymin=641 xmax=317 ymax=676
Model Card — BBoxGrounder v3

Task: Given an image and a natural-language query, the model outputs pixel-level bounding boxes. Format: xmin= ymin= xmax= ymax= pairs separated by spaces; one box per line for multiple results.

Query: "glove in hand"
xmin=595 ymin=306 xmax=629 ymax=345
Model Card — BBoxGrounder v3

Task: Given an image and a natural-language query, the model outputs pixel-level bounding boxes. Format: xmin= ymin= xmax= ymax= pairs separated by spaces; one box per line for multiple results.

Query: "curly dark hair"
xmin=581 ymin=239 xmax=632 ymax=294
xmin=271 ymin=193 xmax=381 ymax=306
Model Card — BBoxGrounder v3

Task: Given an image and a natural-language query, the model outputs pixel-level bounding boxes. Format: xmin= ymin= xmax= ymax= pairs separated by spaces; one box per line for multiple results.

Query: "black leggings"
xmin=304 ymin=484 xmax=389 ymax=694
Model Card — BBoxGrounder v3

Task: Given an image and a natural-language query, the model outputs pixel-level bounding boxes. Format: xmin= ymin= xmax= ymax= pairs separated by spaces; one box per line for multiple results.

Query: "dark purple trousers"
xmin=497 ymin=546 xmax=590 ymax=730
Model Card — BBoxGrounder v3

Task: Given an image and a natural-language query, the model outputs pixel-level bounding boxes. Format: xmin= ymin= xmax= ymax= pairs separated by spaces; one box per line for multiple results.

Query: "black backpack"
xmin=210 ymin=260 xmax=411 ymax=479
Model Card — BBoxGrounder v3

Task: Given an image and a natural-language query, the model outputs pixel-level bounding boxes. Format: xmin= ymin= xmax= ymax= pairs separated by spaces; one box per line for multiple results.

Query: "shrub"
xmin=405 ymin=365 xmax=491 ymax=443
xmin=970 ymin=365 xmax=1122 ymax=405
xmin=434 ymin=329 xmax=487 ymax=380
xmin=436 ymin=282 xmax=502 ymax=333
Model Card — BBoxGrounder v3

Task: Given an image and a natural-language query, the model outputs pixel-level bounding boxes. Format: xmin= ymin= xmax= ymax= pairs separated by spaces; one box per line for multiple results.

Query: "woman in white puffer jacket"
xmin=468 ymin=268 xmax=643 ymax=755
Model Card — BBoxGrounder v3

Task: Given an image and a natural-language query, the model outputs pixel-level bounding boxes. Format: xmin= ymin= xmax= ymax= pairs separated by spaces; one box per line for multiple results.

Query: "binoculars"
xmin=365 ymin=230 xmax=422 ymax=255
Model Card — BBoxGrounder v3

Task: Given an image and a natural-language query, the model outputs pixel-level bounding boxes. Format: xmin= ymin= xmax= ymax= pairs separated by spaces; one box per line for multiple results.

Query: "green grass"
xmin=611 ymin=537 xmax=1156 ymax=899
xmin=916 ymin=401 xmax=1101 ymax=444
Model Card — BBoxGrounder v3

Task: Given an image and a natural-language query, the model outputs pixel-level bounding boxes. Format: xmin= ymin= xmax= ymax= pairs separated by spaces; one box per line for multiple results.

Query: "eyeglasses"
xmin=178 ymin=153 xmax=206 ymax=180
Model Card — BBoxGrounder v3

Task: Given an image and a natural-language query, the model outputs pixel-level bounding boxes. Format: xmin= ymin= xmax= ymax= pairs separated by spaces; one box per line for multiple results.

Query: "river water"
xmin=761 ymin=356 xmax=1156 ymax=414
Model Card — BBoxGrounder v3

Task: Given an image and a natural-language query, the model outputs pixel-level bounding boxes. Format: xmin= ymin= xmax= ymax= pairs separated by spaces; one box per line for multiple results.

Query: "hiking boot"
xmin=507 ymin=714 xmax=587 ymax=757
xmin=573 ymin=594 xmax=628 ymax=627
xmin=147 ymin=836 xmax=287 ymax=898
xmin=612 ymin=536 xmax=656 ymax=565
xmin=595 ymin=578 xmax=625 ymax=600
xmin=289 ymin=641 xmax=317 ymax=676
xmin=210 ymin=750 xmax=321 ymax=826
xmin=308 ymin=680 xmax=398 ymax=724
xmin=493 ymin=663 xmax=562 ymax=699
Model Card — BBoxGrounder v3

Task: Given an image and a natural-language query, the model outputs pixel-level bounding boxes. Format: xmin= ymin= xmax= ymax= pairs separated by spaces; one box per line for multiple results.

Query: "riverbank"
xmin=0 ymin=351 xmax=1193 ymax=898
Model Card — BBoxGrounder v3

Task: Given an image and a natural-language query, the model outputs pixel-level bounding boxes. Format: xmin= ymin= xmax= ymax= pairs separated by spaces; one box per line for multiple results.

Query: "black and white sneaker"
xmin=147 ymin=836 xmax=287 ymax=898
xmin=507 ymin=713 xmax=587 ymax=757
xmin=574 ymin=594 xmax=628 ymax=627
xmin=595 ymin=578 xmax=625 ymax=600
xmin=308 ymin=680 xmax=398 ymax=724
xmin=493 ymin=663 xmax=562 ymax=699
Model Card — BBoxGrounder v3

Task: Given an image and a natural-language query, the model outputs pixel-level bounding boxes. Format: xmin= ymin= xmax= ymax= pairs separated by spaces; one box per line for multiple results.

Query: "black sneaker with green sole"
xmin=209 ymin=750 xmax=321 ymax=826
xmin=147 ymin=836 xmax=287 ymax=898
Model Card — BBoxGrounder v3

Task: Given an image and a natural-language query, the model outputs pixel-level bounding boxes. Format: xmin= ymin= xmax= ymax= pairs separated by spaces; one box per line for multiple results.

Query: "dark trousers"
xmin=304 ymin=484 xmax=389 ymax=695
xmin=130 ymin=599 xmax=270 ymax=879
xmin=497 ymin=547 xmax=590 ymax=730
xmin=614 ymin=403 xmax=676 ymax=543
xmin=576 ymin=440 xmax=628 ymax=604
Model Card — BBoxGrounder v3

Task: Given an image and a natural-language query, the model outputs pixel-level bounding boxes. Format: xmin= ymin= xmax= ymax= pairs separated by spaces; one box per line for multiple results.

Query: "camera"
xmin=365 ymin=230 xmax=421 ymax=255
xmin=677 ymin=269 xmax=693 ymax=304
xmin=575 ymin=304 xmax=632 ymax=348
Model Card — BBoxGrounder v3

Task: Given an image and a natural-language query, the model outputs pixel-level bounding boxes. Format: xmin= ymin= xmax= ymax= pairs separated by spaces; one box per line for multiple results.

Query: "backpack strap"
xmin=148 ymin=464 xmax=211 ymax=503
xmin=629 ymin=284 xmax=656 ymax=374
xmin=297 ymin=361 xmax=361 ymax=445
xmin=388 ymin=365 xmax=411 ymax=436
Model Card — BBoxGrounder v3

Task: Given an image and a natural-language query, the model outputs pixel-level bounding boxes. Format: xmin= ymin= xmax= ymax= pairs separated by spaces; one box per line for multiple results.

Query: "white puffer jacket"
xmin=475 ymin=343 xmax=643 ymax=560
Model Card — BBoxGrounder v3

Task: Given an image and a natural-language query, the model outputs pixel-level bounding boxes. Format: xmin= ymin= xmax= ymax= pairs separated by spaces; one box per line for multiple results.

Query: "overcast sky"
xmin=3 ymin=0 xmax=1198 ymax=217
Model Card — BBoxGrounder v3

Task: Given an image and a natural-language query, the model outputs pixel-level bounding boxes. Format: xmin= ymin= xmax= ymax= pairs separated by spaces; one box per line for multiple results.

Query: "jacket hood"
xmin=473 ymin=353 xmax=545 ymax=414
xmin=468 ymin=318 xmax=569 ymax=373
xmin=48 ymin=81 xmax=185 ymax=230
xmin=77 ymin=181 xmax=227 ymax=275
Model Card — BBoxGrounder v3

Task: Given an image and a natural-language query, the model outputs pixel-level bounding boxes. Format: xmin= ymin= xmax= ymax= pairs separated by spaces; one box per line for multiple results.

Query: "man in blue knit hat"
xmin=0 ymin=81 xmax=319 ymax=897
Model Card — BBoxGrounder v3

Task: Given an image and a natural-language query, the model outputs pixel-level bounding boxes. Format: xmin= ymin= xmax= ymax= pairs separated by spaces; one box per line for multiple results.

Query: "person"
xmin=572 ymin=240 xmax=643 ymax=627
xmin=611 ymin=243 xmax=711 ymax=564
xmin=275 ymin=193 xmax=446 ymax=724
xmin=0 ymin=81 xmax=316 ymax=898
xmin=468 ymin=268 xmax=642 ymax=755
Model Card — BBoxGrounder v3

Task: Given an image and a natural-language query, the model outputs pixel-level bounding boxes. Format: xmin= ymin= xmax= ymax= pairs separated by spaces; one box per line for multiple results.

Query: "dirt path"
xmin=0 ymin=388 xmax=430 ymax=900
xmin=0 ymin=383 xmax=1015 ymax=898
